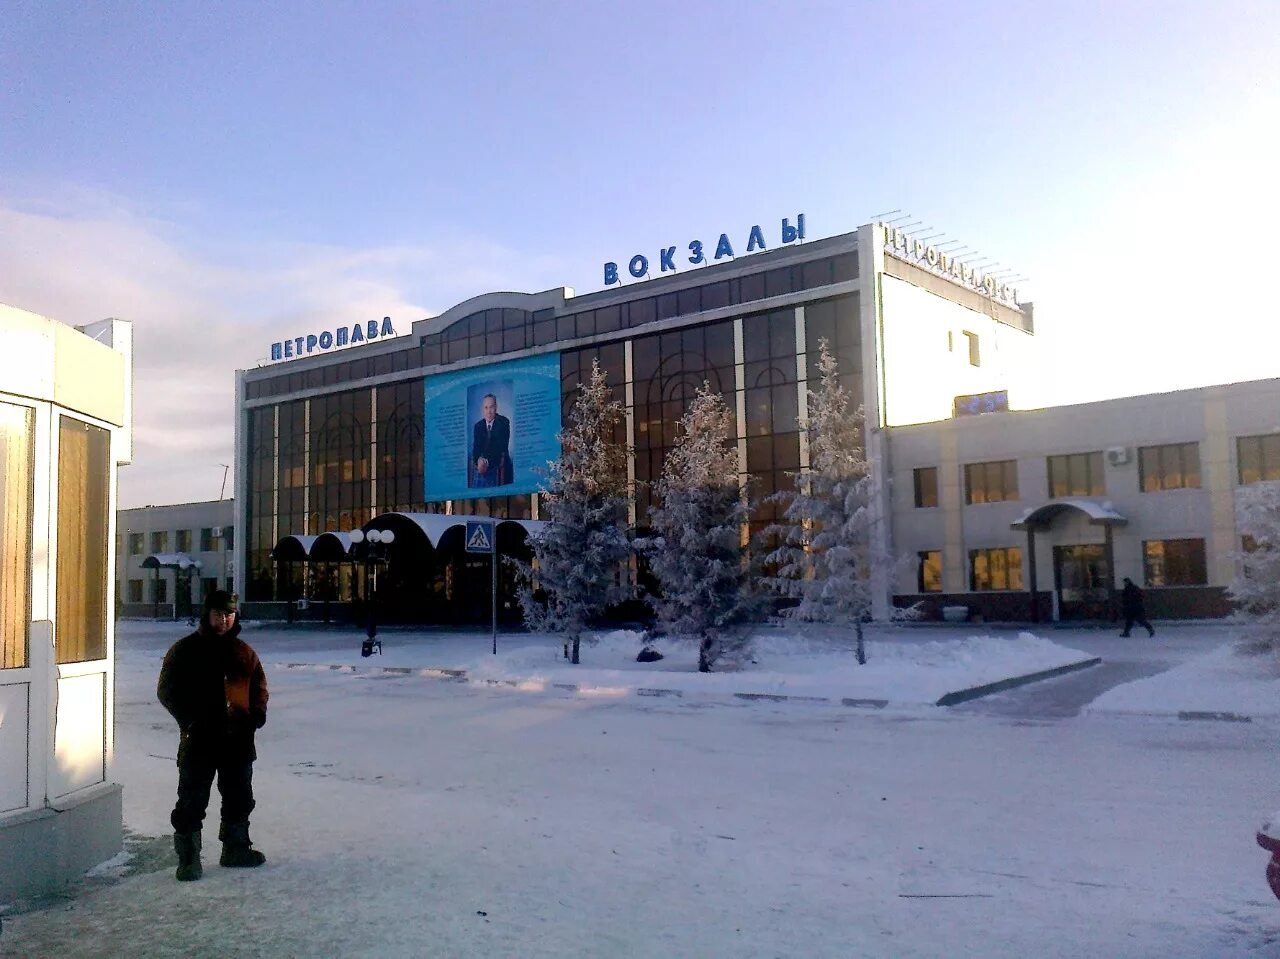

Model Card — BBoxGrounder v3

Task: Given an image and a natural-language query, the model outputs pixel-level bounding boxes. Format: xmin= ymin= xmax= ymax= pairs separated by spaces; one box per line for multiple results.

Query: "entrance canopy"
xmin=141 ymin=552 xmax=203 ymax=571
xmin=361 ymin=512 xmax=546 ymax=548
xmin=270 ymin=513 xmax=546 ymax=559
xmin=1011 ymin=498 xmax=1127 ymax=531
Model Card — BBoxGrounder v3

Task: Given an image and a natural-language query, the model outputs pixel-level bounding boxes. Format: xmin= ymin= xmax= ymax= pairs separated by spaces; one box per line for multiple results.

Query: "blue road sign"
xmin=465 ymin=520 xmax=495 ymax=554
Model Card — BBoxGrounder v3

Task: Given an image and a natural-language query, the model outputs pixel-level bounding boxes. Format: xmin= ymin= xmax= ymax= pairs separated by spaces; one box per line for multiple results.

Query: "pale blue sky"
xmin=2 ymin=1 xmax=1277 ymax=505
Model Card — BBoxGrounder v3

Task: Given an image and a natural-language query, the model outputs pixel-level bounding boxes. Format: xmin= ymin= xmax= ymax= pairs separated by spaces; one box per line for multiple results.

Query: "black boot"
xmin=174 ymin=831 xmax=202 ymax=881
xmin=219 ymin=820 xmax=266 ymax=867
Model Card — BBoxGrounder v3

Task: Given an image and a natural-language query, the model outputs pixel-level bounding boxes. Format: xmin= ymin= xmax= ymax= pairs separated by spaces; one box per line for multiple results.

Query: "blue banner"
xmin=423 ymin=352 xmax=562 ymax=502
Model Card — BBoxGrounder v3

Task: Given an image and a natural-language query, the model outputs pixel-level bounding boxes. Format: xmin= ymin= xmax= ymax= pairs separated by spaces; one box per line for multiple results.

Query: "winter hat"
xmin=203 ymin=590 xmax=238 ymax=615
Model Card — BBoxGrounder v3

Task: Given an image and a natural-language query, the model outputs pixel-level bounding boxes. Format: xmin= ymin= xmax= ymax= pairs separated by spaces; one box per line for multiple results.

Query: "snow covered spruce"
xmin=512 ymin=359 xmax=632 ymax=665
xmin=1230 ymin=479 xmax=1280 ymax=656
xmin=639 ymin=383 xmax=762 ymax=672
xmin=760 ymin=339 xmax=905 ymax=664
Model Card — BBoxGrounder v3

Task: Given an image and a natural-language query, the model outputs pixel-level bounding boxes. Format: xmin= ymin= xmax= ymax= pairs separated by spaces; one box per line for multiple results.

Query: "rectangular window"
xmin=128 ymin=579 xmax=144 ymax=603
xmin=969 ymin=546 xmax=1023 ymax=591
xmin=56 ymin=416 xmax=110 ymax=664
xmin=913 ymin=467 xmax=938 ymax=508
xmin=152 ymin=577 xmax=168 ymax=603
xmin=1 ymin=402 xmax=34 ymax=669
xmin=964 ymin=460 xmax=1018 ymax=504
xmin=224 ymin=527 xmax=234 ymax=550
xmin=200 ymin=527 xmax=214 ymax=551
xmin=150 ymin=530 xmax=169 ymax=553
xmin=128 ymin=532 xmax=144 ymax=555
xmin=175 ymin=529 xmax=192 ymax=552
xmin=1237 ymin=434 xmax=1280 ymax=484
xmin=1143 ymin=538 xmax=1207 ymax=586
xmin=1139 ymin=442 xmax=1201 ymax=492
xmin=918 ymin=550 xmax=942 ymax=593
xmin=1047 ymin=452 xmax=1105 ymax=497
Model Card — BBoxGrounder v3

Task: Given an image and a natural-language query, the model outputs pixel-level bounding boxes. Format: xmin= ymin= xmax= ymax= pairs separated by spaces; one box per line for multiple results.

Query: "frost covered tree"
xmin=760 ymin=338 xmax=876 ymax=664
xmin=513 ymin=359 xmax=632 ymax=664
xmin=640 ymin=383 xmax=757 ymax=672
xmin=1229 ymin=479 xmax=1280 ymax=646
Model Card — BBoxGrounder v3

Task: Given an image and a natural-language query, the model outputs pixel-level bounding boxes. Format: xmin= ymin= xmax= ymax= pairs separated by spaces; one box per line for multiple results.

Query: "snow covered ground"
xmin=3 ymin=620 xmax=1279 ymax=957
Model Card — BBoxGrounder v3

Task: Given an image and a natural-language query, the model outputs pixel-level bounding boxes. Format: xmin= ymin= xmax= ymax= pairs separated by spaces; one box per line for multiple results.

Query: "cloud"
xmin=0 ymin=187 xmax=569 ymax=508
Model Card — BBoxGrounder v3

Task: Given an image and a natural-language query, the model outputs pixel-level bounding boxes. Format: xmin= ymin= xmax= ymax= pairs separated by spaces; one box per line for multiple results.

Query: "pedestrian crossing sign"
xmin=465 ymin=520 xmax=495 ymax=554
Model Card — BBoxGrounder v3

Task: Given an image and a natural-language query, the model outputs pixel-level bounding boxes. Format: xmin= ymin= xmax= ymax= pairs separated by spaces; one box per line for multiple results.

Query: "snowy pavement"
xmin=3 ymin=621 xmax=1280 ymax=957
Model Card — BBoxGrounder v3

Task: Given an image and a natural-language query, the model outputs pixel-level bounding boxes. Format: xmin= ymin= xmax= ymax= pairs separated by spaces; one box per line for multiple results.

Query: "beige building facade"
xmin=888 ymin=378 xmax=1280 ymax=622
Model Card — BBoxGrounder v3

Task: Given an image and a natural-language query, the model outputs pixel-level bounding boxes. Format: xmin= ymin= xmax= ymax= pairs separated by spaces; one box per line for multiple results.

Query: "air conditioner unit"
xmin=1105 ymin=446 xmax=1131 ymax=466
xmin=211 ymin=527 xmax=223 ymax=537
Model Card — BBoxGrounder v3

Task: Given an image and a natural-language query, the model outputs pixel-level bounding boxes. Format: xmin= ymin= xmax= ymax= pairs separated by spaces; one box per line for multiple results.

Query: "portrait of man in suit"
xmin=469 ymin=391 xmax=513 ymax=488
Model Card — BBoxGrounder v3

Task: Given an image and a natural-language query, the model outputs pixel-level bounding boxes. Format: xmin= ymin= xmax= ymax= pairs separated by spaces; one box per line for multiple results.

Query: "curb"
xmin=934 ymin=657 xmax=1102 ymax=707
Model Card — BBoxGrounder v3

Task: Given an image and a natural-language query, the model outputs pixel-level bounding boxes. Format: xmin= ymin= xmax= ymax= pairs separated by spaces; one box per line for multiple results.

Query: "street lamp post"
xmin=350 ymin=528 xmax=395 ymax=656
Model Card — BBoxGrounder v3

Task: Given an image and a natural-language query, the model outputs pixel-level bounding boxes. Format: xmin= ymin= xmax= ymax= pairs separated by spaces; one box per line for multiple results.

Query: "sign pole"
xmin=491 ymin=521 xmax=498 ymax=656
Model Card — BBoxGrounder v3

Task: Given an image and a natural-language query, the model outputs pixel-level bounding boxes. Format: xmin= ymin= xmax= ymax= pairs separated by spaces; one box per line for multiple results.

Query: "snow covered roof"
xmin=1011 ymin=498 xmax=1128 ymax=530
xmin=141 ymin=552 xmax=203 ymax=570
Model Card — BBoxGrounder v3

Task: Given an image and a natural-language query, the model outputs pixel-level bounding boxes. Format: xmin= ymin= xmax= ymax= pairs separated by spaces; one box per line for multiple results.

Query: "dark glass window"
xmin=1143 ymin=538 xmax=1207 ymax=586
xmin=628 ymin=297 xmax=656 ymax=328
xmin=833 ymin=252 xmax=858 ymax=283
xmin=677 ymin=287 xmax=701 ymax=316
xmin=965 ymin=460 xmax=1018 ymax=504
xmin=1139 ymin=442 xmax=1201 ymax=492
xmin=1047 ymin=452 xmax=1105 ymax=497
xmin=914 ymin=467 xmax=938 ymax=508
xmin=701 ymin=281 xmax=731 ymax=311
xmin=969 ymin=547 xmax=1023 ymax=591
xmin=1237 ymin=434 xmax=1280 ymax=484
xmin=739 ymin=272 xmax=765 ymax=303
xmin=764 ymin=267 xmax=793 ymax=298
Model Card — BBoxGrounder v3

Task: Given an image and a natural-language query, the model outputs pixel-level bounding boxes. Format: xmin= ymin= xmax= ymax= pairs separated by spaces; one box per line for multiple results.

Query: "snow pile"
xmin=460 ymin=628 xmax=1092 ymax=705
xmin=1089 ymin=639 xmax=1280 ymax=718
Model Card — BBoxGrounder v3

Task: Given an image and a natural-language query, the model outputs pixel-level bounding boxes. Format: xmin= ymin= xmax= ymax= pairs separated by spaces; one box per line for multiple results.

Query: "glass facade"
xmin=241 ymin=245 xmax=863 ymax=602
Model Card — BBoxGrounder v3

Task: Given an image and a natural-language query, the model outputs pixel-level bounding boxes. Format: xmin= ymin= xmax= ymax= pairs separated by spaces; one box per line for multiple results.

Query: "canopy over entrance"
xmin=1012 ymin=497 xmax=1127 ymax=531
xmin=1009 ymin=499 xmax=1129 ymax=623
xmin=141 ymin=552 xmax=203 ymax=570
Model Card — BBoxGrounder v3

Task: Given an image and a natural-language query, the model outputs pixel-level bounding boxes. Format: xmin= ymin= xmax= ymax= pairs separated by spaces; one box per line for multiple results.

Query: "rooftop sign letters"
xmin=880 ymin=224 xmax=1020 ymax=307
xmin=604 ymin=215 xmax=806 ymax=286
xmin=269 ymin=316 xmax=397 ymax=363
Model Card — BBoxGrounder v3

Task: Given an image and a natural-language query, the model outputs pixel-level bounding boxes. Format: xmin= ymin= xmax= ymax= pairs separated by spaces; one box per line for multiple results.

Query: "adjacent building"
xmin=889 ymin=377 xmax=1280 ymax=622
xmin=116 ymin=499 xmax=235 ymax=619
xmin=0 ymin=305 xmax=131 ymax=902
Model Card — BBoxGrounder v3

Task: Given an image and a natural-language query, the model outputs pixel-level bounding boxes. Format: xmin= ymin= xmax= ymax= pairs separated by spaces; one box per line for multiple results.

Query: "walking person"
xmin=157 ymin=590 xmax=268 ymax=881
xmin=1119 ymin=577 xmax=1156 ymax=637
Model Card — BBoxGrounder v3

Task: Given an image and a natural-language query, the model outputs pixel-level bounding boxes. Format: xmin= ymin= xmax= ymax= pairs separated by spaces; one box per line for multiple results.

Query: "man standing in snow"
xmin=157 ymin=591 xmax=269 ymax=881
xmin=1119 ymin=577 xmax=1155 ymax=638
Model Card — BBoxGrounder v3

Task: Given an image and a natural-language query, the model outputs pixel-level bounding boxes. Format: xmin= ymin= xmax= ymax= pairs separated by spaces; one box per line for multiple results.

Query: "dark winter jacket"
xmin=157 ymin=616 xmax=268 ymax=762
xmin=1121 ymin=581 xmax=1146 ymax=616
